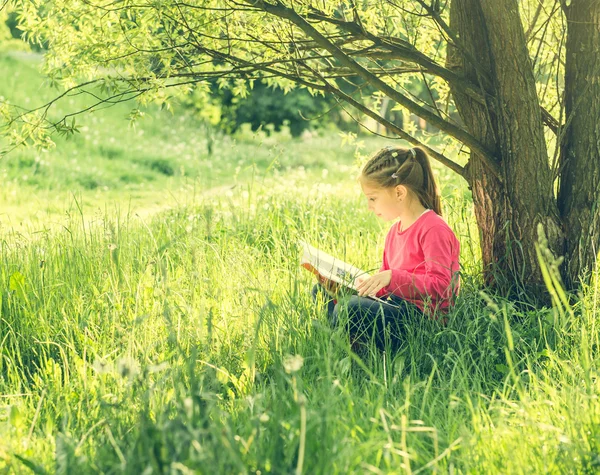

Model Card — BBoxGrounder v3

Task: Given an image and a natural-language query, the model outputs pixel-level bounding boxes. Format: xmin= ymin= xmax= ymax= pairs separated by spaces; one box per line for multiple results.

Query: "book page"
xmin=299 ymin=240 xmax=370 ymax=290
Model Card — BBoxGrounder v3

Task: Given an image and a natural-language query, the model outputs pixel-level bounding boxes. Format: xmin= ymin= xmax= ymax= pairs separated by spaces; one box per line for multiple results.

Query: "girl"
xmin=312 ymin=146 xmax=460 ymax=350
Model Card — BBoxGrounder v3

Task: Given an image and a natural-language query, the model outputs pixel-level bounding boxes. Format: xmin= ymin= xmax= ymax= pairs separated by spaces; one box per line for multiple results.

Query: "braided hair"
xmin=361 ymin=146 xmax=442 ymax=216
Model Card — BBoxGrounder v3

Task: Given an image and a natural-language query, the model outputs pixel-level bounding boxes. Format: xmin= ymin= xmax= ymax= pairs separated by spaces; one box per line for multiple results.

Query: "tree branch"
xmin=295 ymin=57 xmax=467 ymax=178
xmin=525 ymin=0 xmax=546 ymax=41
xmin=337 ymin=89 xmax=467 ymax=178
xmin=414 ymin=0 xmax=560 ymax=136
xmin=157 ymin=12 xmax=468 ymax=179
xmin=304 ymin=5 xmax=491 ymax=107
xmin=246 ymin=0 xmax=501 ymax=180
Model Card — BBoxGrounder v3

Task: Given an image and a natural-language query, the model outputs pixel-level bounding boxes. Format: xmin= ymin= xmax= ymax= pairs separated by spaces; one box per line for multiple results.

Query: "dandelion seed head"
xmin=283 ymin=354 xmax=304 ymax=374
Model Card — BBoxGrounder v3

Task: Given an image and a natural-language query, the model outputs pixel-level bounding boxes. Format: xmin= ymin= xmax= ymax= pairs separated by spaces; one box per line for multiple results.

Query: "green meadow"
xmin=1 ymin=52 xmax=600 ymax=474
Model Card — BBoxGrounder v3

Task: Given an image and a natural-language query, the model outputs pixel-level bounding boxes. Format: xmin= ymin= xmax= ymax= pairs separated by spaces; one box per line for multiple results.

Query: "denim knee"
xmin=347 ymin=295 xmax=361 ymax=309
xmin=332 ymin=295 xmax=358 ymax=326
xmin=331 ymin=301 xmax=340 ymax=327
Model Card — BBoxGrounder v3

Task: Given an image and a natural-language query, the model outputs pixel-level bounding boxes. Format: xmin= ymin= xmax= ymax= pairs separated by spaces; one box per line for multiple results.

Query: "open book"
xmin=300 ymin=241 xmax=389 ymax=304
xmin=300 ymin=241 xmax=388 ymax=304
xmin=300 ymin=240 xmax=368 ymax=291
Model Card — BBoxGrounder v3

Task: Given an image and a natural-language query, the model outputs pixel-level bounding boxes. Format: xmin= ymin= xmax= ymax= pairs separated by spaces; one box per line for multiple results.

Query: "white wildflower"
xmin=283 ymin=354 xmax=304 ymax=374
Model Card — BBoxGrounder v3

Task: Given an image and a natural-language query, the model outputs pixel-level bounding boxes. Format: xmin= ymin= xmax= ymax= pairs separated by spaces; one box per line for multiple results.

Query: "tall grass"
xmin=1 ymin=164 xmax=598 ymax=473
xmin=0 ymin=51 xmax=376 ymax=230
xmin=2 ymin=48 xmax=599 ymax=474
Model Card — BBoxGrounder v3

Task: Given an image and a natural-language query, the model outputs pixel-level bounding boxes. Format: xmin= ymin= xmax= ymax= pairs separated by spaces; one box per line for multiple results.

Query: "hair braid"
xmin=360 ymin=146 xmax=442 ymax=216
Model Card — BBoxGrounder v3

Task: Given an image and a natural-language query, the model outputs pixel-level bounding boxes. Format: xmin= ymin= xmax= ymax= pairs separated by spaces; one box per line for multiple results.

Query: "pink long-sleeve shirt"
xmin=375 ymin=209 xmax=460 ymax=316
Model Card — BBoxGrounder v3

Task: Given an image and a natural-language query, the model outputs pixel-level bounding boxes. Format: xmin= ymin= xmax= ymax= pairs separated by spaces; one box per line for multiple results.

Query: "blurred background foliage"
xmin=1 ymin=9 xmax=444 ymax=140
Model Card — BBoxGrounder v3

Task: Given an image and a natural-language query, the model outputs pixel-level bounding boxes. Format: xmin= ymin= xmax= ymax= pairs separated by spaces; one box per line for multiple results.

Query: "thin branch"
xmin=297 ymin=57 xmax=467 ymax=178
xmin=5 ymin=79 xmax=105 ymax=125
xmin=420 ymin=70 xmax=443 ymax=119
xmin=342 ymin=91 xmax=467 ymax=177
xmin=305 ymin=5 xmax=491 ymax=106
xmin=412 ymin=0 xmax=492 ymax=86
xmin=246 ymin=0 xmax=501 ymax=179
xmin=525 ymin=0 xmax=546 ymax=41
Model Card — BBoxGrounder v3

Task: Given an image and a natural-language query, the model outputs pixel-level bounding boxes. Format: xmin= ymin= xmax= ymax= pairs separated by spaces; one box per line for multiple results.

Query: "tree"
xmin=192 ymin=78 xmax=343 ymax=136
xmin=2 ymin=0 xmax=599 ymax=299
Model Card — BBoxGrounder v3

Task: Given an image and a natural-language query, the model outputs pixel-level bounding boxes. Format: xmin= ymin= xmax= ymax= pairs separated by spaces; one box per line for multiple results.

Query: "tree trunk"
xmin=447 ymin=0 xmax=564 ymax=299
xmin=558 ymin=0 xmax=600 ymax=290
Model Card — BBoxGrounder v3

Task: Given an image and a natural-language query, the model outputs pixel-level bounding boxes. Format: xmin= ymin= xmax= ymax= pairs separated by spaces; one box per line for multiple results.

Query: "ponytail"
xmin=361 ymin=146 xmax=442 ymax=216
xmin=412 ymin=147 xmax=442 ymax=216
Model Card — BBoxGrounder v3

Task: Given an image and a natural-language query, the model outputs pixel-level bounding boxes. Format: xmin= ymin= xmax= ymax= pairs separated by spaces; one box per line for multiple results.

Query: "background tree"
xmin=185 ymin=78 xmax=345 ymax=137
xmin=2 ymin=0 xmax=598 ymax=300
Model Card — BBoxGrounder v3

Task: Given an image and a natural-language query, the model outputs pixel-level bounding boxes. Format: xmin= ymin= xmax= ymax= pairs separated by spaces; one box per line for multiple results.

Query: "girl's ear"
xmin=395 ymin=185 xmax=406 ymax=200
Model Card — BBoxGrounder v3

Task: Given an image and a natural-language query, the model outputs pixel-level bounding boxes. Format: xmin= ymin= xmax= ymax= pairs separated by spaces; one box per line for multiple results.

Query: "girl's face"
xmin=360 ymin=179 xmax=405 ymax=221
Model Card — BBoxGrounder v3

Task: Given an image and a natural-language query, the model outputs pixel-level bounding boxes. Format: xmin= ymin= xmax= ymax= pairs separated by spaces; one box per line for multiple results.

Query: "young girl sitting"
xmin=312 ymin=146 xmax=461 ymax=350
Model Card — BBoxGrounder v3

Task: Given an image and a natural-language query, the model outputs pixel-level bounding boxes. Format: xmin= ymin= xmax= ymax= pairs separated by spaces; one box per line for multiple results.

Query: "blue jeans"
xmin=311 ymin=283 xmax=423 ymax=350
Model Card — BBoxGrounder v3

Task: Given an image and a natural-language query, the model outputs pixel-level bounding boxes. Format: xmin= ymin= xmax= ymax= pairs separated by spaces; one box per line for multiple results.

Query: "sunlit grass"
xmin=1 ymin=157 xmax=599 ymax=472
xmin=1 ymin=51 xmax=374 ymax=230
xmin=2 ymin=50 xmax=600 ymax=474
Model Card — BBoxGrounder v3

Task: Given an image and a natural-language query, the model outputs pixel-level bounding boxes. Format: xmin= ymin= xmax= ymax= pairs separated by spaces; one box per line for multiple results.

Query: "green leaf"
xmin=495 ymin=364 xmax=509 ymax=375
xmin=9 ymin=405 xmax=22 ymax=428
xmin=337 ymin=356 xmax=352 ymax=377
xmin=13 ymin=454 xmax=50 ymax=475
xmin=9 ymin=271 xmax=26 ymax=300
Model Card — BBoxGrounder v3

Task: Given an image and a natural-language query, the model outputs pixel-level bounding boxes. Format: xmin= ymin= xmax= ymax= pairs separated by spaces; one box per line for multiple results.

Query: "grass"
xmin=0 ymin=171 xmax=599 ymax=473
xmin=1 ymin=50 xmax=600 ymax=474
xmin=0 ymin=51 xmax=378 ymax=231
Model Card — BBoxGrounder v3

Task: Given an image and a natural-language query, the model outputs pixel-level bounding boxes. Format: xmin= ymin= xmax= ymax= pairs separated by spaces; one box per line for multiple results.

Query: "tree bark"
xmin=558 ymin=0 xmax=600 ymax=290
xmin=448 ymin=0 xmax=564 ymax=298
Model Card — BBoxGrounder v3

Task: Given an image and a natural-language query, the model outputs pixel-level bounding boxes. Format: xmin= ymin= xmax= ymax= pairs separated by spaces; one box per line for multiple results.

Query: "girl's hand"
xmin=356 ymin=270 xmax=392 ymax=297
